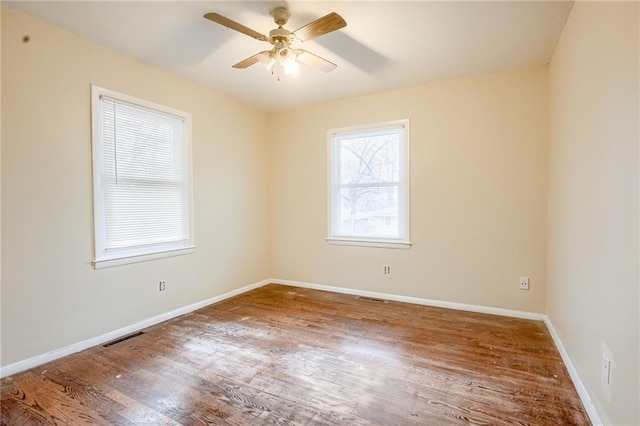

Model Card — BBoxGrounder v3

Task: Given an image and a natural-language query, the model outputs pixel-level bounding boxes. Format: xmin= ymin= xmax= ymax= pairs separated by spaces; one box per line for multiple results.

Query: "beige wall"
xmin=1 ymin=8 xmax=270 ymax=366
xmin=268 ymin=66 xmax=549 ymax=313
xmin=548 ymin=2 xmax=639 ymax=425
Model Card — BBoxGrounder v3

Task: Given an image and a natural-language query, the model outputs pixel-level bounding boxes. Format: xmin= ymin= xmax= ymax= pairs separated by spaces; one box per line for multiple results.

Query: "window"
xmin=328 ymin=119 xmax=410 ymax=249
xmin=91 ymin=85 xmax=194 ymax=268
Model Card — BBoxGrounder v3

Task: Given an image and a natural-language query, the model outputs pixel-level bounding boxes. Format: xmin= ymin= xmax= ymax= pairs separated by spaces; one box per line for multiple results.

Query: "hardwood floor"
xmin=1 ymin=284 xmax=590 ymax=425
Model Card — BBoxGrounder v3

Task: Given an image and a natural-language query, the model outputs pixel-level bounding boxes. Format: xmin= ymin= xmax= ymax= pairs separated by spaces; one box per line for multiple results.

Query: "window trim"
xmin=91 ymin=85 xmax=195 ymax=269
xmin=327 ymin=119 xmax=411 ymax=249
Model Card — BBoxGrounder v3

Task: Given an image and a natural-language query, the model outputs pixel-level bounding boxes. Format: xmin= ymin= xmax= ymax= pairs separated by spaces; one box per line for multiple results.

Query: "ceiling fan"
xmin=204 ymin=7 xmax=346 ymax=76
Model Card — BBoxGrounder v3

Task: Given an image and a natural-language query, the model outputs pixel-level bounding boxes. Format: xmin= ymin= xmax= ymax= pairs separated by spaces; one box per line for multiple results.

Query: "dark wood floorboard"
xmin=1 ymin=284 xmax=591 ymax=425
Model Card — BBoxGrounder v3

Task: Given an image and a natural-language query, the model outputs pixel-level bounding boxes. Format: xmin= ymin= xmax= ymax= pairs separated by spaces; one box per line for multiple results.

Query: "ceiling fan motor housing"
xmin=269 ymin=27 xmax=292 ymax=41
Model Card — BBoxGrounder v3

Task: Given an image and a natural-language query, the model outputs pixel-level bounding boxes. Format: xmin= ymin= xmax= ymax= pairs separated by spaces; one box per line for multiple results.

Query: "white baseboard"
xmin=544 ymin=318 xmax=603 ymax=426
xmin=269 ymin=278 xmax=546 ymax=321
xmin=0 ymin=279 xmax=270 ymax=378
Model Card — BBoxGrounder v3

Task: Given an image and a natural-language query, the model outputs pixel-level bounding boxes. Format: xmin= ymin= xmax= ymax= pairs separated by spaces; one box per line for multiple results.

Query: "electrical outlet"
xmin=159 ymin=280 xmax=166 ymax=292
xmin=602 ymin=354 xmax=611 ymax=384
xmin=383 ymin=266 xmax=391 ymax=275
xmin=519 ymin=277 xmax=529 ymax=290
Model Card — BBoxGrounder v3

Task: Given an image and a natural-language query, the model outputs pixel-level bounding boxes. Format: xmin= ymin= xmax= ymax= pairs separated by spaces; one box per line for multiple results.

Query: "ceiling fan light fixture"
xmin=283 ymin=58 xmax=299 ymax=75
xmin=258 ymin=52 xmax=275 ymax=71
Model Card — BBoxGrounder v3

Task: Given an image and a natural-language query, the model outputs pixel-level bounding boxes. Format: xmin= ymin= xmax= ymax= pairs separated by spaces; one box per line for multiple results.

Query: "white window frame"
xmin=327 ymin=119 xmax=411 ymax=249
xmin=91 ymin=85 xmax=195 ymax=269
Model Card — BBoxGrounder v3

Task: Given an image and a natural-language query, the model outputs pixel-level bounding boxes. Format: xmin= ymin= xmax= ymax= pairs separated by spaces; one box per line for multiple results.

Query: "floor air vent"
xmin=103 ymin=331 xmax=144 ymax=347
xmin=356 ymin=296 xmax=388 ymax=303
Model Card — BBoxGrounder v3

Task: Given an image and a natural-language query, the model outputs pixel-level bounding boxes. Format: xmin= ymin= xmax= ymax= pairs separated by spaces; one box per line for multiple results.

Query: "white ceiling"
xmin=5 ymin=1 xmax=574 ymax=113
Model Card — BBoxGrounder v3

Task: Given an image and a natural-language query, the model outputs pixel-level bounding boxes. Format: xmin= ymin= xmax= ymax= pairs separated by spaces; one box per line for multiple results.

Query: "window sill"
xmin=93 ymin=246 xmax=195 ymax=269
xmin=326 ymin=238 xmax=412 ymax=249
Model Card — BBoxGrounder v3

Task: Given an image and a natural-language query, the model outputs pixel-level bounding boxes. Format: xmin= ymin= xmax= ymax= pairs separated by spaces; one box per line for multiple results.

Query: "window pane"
xmin=104 ymin=183 xmax=188 ymax=250
xmin=102 ymin=100 xmax=185 ymax=184
xmin=339 ymin=132 xmax=399 ymax=185
xmin=337 ymin=186 xmax=399 ymax=237
xmin=100 ymin=97 xmax=188 ymax=251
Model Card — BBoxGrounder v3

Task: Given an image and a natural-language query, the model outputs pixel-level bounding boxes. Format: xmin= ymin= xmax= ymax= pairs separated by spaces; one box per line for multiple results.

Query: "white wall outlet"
xmin=159 ymin=280 xmax=166 ymax=292
xmin=601 ymin=354 xmax=611 ymax=384
xmin=383 ymin=266 xmax=391 ymax=275
xmin=519 ymin=277 xmax=529 ymax=290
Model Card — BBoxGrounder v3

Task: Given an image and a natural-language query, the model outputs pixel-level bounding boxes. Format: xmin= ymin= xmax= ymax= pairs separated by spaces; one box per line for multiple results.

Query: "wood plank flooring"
xmin=1 ymin=284 xmax=591 ymax=425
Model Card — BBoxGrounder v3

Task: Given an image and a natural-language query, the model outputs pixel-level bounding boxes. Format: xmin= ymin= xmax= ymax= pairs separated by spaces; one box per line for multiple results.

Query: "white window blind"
xmin=328 ymin=120 xmax=411 ymax=249
xmin=92 ymin=86 xmax=194 ymax=268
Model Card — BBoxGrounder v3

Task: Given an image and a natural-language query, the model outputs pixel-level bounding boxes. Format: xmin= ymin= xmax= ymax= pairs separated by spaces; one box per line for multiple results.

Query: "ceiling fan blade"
xmin=204 ymin=12 xmax=268 ymax=41
xmin=293 ymin=12 xmax=346 ymax=42
xmin=233 ymin=53 xmax=262 ymax=69
xmin=296 ymin=50 xmax=337 ymax=73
